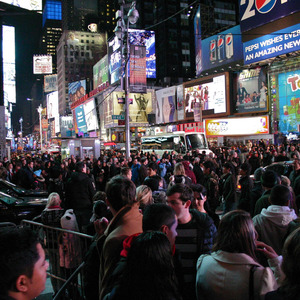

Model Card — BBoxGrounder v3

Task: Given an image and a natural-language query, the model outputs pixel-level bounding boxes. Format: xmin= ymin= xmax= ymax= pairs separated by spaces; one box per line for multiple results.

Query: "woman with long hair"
xmin=265 ymin=227 xmax=300 ymax=299
xmin=196 ymin=210 xmax=282 ymax=300
xmin=136 ymin=185 xmax=153 ymax=212
xmin=168 ymin=162 xmax=192 ymax=187
xmin=105 ymin=231 xmax=182 ymax=300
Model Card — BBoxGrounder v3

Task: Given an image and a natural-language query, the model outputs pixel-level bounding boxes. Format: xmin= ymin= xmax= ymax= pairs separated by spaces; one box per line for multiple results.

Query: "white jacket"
xmin=253 ymin=205 xmax=297 ymax=254
xmin=196 ymin=251 xmax=282 ymax=300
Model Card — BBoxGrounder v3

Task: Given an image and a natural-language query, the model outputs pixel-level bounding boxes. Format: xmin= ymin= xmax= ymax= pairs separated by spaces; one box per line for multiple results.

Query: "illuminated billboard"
xmin=33 ymin=55 xmax=52 ymax=74
xmin=194 ymin=6 xmax=202 ymax=76
xmin=156 ymin=87 xmax=176 ymax=124
xmin=205 ymin=116 xmax=269 ymax=136
xmin=3 ymin=25 xmax=16 ymax=104
xmin=201 ymin=26 xmax=243 ymax=72
xmin=108 ymin=36 xmax=122 ymax=85
xmin=278 ymin=70 xmax=300 ymax=133
xmin=93 ymin=55 xmax=109 ymax=89
xmin=84 ymin=98 xmax=99 ymax=131
xmin=44 ymin=74 xmax=58 ymax=93
xmin=243 ymin=23 xmax=300 ymax=65
xmin=104 ymin=90 xmax=153 ymax=127
xmin=184 ymin=74 xmax=227 ymax=119
xmin=1 ymin=0 xmax=42 ymax=10
xmin=234 ymin=67 xmax=268 ymax=114
xmin=46 ymin=91 xmax=59 ymax=119
xmin=128 ymin=29 xmax=156 ymax=78
xmin=239 ymin=0 xmax=300 ymax=33
xmin=75 ymin=105 xmax=87 ymax=135
xmin=68 ymin=80 xmax=86 ymax=103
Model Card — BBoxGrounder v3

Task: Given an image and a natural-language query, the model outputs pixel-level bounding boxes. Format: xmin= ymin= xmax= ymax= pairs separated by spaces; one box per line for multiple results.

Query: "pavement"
xmin=36 ymin=275 xmax=54 ymax=300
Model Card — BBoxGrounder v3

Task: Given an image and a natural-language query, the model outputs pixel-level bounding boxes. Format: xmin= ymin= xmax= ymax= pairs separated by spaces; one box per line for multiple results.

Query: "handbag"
xmin=249 ymin=265 xmax=257 ymax=300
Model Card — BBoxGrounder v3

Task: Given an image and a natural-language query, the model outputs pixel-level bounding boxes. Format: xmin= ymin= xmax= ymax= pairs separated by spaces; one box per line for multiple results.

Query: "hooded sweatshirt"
xmin=253 ymin=205 xmax=297 ymax=254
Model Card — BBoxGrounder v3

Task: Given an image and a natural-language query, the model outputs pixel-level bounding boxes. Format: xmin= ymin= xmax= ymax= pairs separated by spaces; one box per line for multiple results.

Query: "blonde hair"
xmin=174 ymin=162 xmax=185 ymax=176
xmin=136 ymin=185 xmax=153 ymax=210
xmin=46 ymin=192 xmax=61 ymax=208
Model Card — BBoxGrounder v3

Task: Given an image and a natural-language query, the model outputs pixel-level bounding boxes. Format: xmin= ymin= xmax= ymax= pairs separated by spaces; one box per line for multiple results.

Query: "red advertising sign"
xmin=130 ymin=45 xmax=147 ymax=94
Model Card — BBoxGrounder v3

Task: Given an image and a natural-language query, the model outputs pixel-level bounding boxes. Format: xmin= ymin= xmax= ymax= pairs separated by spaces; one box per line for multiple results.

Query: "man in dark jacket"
xmin=237 ymin=162 xmax=253 ymax=213
xmin=220 ymin=162 xmax=236 ymax=214
xmin=166 ymin=183 xmax=217 ymax=300
xmin=65 ymin=161 xmax=96 ymax=231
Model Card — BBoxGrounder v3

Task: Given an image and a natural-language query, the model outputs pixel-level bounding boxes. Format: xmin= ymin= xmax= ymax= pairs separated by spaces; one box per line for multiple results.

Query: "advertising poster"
xmin=129 ymin=45 xmax=147 ymax=93
xmin=108 ymin=36 xmax=122 ymax=85
xmin=68 ymin=80 xmax=86 ymax=103
xmin=243 ymin=23 xmax=300 ymax=65
xmin=234 ymin=67 xmax=267 ymax=114
xmin=201 ymin=26 xmax=243 ymax=72
xmin=155 ymin=87 xmax=177 ymax=124
xmin=205 ymin=116 xmax=269 ymax=136
xmin=184 ymin=74 xmax=227 ymax=119
xmin=44 ymin=74 xmax=58 ymax=93
xmin=46 ymin=91 xmax=59 ymax=119
xmin=194 ymin=6 xmax=202 ymax=76
xmin=278 ymin=70 xmax=300 ymax=133
xmin=107 ymin=91 xmax=152 ymax=126
xmin=33 ymin=55 xmax=52 ymax=74
xmin=3 ymin=25 xmax=16 ymax=104
xmin=1 ymin=0 xmax=42 ymax=10
xmin=74 ymin=105 xmax=87 ymax=135
xmin=84 ymin=98 xmax=99 ymax=131
xmin=129 ymin=29 xmax=156 ymax=78
xmin=93 ymin=55 xmax=109 ymax=89
xmin=177 ymin=85 xmax=184 ymax=121
xmin=239 ymin=0 xmax=300 ymax=33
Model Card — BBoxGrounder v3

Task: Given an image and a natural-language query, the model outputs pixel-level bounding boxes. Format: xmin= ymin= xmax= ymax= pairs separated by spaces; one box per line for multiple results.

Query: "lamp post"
xmin=37 ymin=105 xmax=43 ymax=152
xmin=19 ymin=117 xmax=23 ymax=152
xmin=114 ymin=1 xmax=139 ymax=159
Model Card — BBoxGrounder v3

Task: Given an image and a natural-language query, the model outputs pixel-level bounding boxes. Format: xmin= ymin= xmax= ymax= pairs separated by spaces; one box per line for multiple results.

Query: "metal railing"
xmin=21 ymin=220 xmax=93 ymax=300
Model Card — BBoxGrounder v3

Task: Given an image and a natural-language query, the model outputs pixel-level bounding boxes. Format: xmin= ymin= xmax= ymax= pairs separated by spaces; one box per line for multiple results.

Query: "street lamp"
xmin=114 ymin=1 xmax=139 ymax=159
xmin=37 ymin=105 xmax=43 ymax=152
xmin=19 ymin=117 xmax=23 ymax=152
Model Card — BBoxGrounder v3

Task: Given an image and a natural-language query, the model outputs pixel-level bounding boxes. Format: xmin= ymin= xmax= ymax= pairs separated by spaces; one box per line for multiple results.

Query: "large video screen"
xmin=278 ymin=70 xmax=300 ymax=133
xmin=184 ymin=74 xmax=227 ymax=119
xmin=234 ymin=67 xmax=268 ymax=114
xmin=68 ymin=80 xmax=86 ymax=103
xmin=46 ymin=91 xmax=59 ymax=119
xmin=84 ymin=98 xmax=99 ymax=131
xmin=128 ymin=29 xmax=156 ymax=78
xmin=3 ymin=25 xmax=16 ymax=104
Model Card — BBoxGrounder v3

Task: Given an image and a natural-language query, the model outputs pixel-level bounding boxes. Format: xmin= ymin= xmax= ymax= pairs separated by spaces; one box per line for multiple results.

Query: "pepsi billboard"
xmin=240 ymin=0 xmax=300 ymax=33
xmin=201 ymin=26 xmax=243 ymax=72
xmin=243 ymin=23 xmax=300 ymax=65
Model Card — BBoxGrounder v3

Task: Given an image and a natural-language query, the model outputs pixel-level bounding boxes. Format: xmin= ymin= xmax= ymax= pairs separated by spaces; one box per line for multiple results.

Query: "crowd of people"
xmin=0 ymin=140 xmax=300 ymax=300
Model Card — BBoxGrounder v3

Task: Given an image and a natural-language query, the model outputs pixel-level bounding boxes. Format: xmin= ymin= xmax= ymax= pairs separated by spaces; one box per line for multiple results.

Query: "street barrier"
xmin=21 ymin=220 xmax=93 ymax=300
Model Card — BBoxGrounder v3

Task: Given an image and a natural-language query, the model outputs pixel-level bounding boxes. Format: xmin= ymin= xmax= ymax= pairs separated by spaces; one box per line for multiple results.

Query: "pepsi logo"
xmin=255 ymin=0 xmax=277 ymax=14
xmin=218 ymin=38 xmax=224 ymax=47
xmin=226 ymin=36 xmax=232 ymax=45
xmin=210 ymin=42 xmax=216 ymax=51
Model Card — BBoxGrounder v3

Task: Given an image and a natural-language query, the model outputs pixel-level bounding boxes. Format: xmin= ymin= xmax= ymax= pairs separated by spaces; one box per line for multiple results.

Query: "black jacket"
xmin=65 ymin=171 xmax=96 ymax=210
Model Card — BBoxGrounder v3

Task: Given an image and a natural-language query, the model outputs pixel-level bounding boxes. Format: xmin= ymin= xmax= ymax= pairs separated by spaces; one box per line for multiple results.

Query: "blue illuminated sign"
xmin=243 ymin=23 xmax=300 ymax=65
xmin=201 ymin=26 xmax=243 ymax=72
xmin=240 ymin=0 xmax=300 ymax=33
xmin=75 ymin=105 xmax=87 ymax=134
xmin=43 ymin=0 xmax=62 ymax=26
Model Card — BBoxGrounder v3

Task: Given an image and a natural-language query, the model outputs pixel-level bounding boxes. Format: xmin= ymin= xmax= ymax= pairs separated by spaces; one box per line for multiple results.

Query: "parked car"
xmin=0 ymin=179 xmax=48 ymax=199
xmin=0 ymin=191 xmax=47 ymax=224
